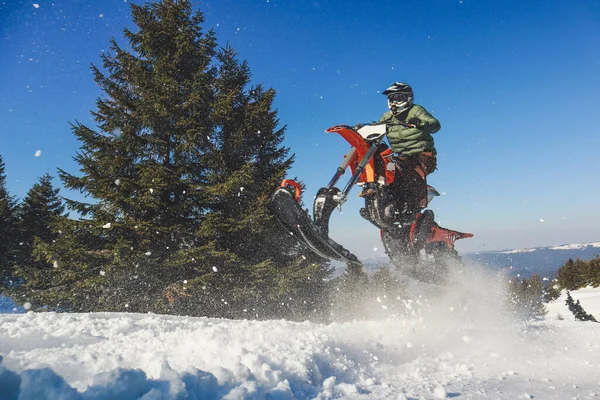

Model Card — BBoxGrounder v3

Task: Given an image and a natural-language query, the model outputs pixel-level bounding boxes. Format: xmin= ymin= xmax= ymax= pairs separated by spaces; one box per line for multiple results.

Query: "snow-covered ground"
xmin=545 ymin=286 xmax=600 ymax=321
xmin=1 ymin=264 xmax=599 ymax=399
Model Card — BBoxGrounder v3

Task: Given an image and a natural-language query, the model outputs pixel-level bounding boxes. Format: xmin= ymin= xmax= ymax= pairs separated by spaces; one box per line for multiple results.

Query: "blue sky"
xmin=1 ymin=0 xmax=599 ymax=258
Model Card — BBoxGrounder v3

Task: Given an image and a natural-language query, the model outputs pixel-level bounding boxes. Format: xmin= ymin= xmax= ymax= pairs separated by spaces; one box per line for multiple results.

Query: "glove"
xmin=407 ymin=118 xmax=423 ymax=128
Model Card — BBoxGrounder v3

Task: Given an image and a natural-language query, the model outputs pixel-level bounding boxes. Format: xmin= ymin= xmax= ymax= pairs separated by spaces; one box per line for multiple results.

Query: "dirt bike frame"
xmin=323 ymin=123 xmax=403 ymax=208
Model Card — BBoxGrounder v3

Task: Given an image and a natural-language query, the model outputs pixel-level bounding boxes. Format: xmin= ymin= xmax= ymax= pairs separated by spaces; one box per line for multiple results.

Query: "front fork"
xmin=313 ymin=136 xmax=385 ymax=236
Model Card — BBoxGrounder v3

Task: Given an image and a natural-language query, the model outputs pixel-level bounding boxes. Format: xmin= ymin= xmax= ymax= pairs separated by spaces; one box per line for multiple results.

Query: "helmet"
xmin=382 ymin=82 xmax=413 ymax=114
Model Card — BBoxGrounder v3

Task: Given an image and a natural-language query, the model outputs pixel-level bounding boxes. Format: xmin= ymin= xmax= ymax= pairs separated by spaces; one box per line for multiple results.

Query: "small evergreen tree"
xmin=8 ymin=175 xmax=65 ymax=303
xmin=0 ymin=155 xmax=18 ymax=288
xmin=557 ymin=258 xmax=576 ymax=290
xmin=557 ymin=257 xmax=600 ymax=290
xmin=14 ymin=174 xmax=65 ymax=268
xmin=589 ymin=257 xmax=600 ymax=287
xmin=542 ymin=278 xmax=561 ymax=302
xmin=506 ymin=273 xmax=546 ymax=319
xmin=565 ymin=291 xmax=598 ymax=322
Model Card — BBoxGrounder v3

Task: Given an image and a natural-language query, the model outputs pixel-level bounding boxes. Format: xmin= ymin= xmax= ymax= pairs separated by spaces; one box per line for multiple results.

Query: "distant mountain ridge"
xmin=358 ymin=241 xmax=600 ymax=279
xmin=493 ymin=242 xmax=600 ymax=254
xmin=464 ymin=241 xmax=600 ymax=278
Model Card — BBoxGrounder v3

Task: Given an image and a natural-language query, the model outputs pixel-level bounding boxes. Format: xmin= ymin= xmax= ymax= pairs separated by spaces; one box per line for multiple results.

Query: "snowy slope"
xmin=545 ymin=286 xmax=600 ymax=322
xmin=1 ymin=265 xmax=599 ymax=399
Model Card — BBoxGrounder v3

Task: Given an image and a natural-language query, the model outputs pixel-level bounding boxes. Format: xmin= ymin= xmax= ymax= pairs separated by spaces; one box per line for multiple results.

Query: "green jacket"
xmin=379 ymin=104 xmax=441 ymax=156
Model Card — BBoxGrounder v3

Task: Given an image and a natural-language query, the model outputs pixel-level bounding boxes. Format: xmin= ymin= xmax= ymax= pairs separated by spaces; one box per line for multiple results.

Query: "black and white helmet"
xmin=383 ymin=82 xmax=413 ymax=114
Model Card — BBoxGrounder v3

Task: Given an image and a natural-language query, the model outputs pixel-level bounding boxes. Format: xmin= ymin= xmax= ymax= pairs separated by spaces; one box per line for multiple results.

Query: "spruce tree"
xmin=589 ymin=257 xmax=600 ymax=287
xmin=31 ymin=0 xmax=331 ymax=316
xmin=557 ymin=258 xmax=596 ymax=290
xmin=557 ymin=258 xmax=577 ymax=290
xmin=565 ymin=291 xmax=598 ymax=322
xmin=14 ymin=174 xmax=65 ymax=267
xmin=0 ymin=155 xmax=18 ymax=288
xmin=6 ymin=175 xmax=63 ymax=299
xmin=7 ymin=174 xmax=65 ymax=304
xmin=506 ymin=274 xmax=546 ymax=319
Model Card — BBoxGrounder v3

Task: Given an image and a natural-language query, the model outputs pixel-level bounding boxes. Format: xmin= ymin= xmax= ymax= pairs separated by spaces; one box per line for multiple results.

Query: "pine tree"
xmin=589 ymin=257 xmax=600 ymax=287
xmin=542 ymin=278 xmax=561 ymax=302
xmin=557 ymin=257 xmax=599 ymax=290
xmin=14 ymin=174 xmax=65 ymax=267
xmin=30 ymin=0 xmax=331 ymax=316
xmin=565 ymin=291 xmax=598 ymax=322
xmin=0 ymin=155 xmax=18 ymax=288
xmin=506 ymin=273 xmax=546 ymax=319
xmin=579 ymin=256 xmax=600 ymax=288
xmin=7 ymin=174 xmax=65 ymax=304
xmin=557 ymin=258 xmax=578 ymax=290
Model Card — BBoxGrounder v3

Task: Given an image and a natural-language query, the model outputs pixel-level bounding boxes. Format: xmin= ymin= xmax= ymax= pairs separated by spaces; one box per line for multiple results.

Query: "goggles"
xmin=387 ymin=93 xmax=410 ymax=102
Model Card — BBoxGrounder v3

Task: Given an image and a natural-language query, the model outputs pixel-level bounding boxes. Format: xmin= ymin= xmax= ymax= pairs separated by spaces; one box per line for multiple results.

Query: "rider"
xmin=379 ymin=82 xmax=441 ymax=222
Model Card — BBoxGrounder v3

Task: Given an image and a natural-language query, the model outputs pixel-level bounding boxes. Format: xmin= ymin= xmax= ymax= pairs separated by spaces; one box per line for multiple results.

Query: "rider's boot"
xmin=411 ymin=209 xmax=436 ymax=250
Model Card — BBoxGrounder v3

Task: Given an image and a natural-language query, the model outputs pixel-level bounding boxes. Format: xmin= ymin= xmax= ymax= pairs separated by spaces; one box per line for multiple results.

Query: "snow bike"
xmin=271 ymin=123 xmax=473 ymax=282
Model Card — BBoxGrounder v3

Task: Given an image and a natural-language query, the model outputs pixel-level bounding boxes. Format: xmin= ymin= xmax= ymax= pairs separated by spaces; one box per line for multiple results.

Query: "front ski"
xmin=270 ymin=185 xmax=361 ymax=266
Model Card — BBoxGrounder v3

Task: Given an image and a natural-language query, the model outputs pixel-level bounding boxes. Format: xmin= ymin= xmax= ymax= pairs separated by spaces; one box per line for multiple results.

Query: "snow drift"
xmin=1 ymin=263 xmax=599 ymax=399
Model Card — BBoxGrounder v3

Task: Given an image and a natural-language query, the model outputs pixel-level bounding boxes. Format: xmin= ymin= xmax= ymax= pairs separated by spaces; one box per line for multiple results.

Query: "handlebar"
xmin=355 ymin=121 xmax=415 ymax=129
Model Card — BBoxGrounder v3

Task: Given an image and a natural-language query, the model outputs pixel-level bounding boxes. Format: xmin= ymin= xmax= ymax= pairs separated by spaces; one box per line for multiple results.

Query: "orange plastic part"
xmin=425 ymin=226 xmax=474 ymax=250
xmin=326 ymin=125 xmax=377 ymax=183
xmin=409 ymin=212 xmax=474 ymax=250
xmin=280 ymin=179 xmax=302 ymax=202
